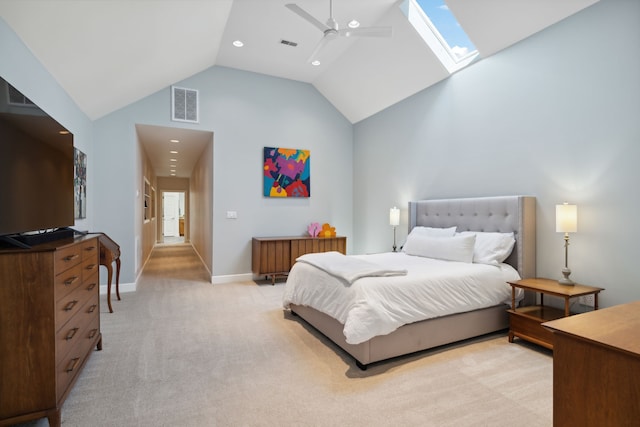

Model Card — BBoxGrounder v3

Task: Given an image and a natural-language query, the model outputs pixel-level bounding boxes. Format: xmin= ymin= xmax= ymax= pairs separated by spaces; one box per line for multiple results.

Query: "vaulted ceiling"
xmin=0 ymin=0 xmax=598 ymax=176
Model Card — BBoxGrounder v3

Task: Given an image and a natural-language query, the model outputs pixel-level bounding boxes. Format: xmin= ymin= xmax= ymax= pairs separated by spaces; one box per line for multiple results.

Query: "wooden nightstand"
xmin=507 ymin=278 xmax=603 ymax=349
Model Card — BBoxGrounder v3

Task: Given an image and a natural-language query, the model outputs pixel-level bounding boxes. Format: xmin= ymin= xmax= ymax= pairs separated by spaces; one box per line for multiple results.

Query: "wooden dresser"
xmin=544 ymin=301 xmax=640 ymax=426
xmin=252 ymin=236 xmax=347 ymax=284
xmin=0 ymin=235 xmax=102 ymax=427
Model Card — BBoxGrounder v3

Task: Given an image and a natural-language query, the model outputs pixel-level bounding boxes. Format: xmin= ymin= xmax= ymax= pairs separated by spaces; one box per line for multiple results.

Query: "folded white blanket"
xmin=295 ymin=251 xmax=407 ymax=284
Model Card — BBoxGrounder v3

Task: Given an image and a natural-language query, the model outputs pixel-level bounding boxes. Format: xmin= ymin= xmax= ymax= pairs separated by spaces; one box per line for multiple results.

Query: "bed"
xmin=283 ymin=196 xmax=536 ymax=369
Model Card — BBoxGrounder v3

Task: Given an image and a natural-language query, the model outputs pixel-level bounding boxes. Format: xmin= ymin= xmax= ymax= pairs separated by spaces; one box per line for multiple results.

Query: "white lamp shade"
xmin=389 ymin=207 xmax=400 ymax=226
xmin=556 ymin=203 xmax=577 ymax=233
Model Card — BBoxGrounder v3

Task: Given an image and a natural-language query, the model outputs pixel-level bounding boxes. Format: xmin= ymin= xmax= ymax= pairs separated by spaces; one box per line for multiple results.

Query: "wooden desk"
xmin=98 ymin=233 xmax=121 ymax=313
xmin=544 ymin=301 xmax=640 ymax=426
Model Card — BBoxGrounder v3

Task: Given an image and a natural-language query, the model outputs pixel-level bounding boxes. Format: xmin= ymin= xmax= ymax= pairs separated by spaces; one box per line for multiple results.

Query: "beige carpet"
xmin=19 ymin=244 xmax=553 ymax=427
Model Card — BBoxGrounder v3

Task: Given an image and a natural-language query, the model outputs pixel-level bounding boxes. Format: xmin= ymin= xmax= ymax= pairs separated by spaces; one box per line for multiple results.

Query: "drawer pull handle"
xmin=88 ymin=329 xmax=98 ymax=339
xmin=86 ymin=282 xmax=96 ymax=291
xmin=65 ymin=357 xmax=80 ymax=373
xmin=64 ymin=300 xmax=78 ymax=311
xmin=87 ymin=304 xmax=97 ymax=313
xmin=85 ymin=263 xmax=97 ymax=270
xmin=85 ymin=246 xmax=97 ymax=251
xmin=63 ymin=276 xmax=79 ymax=286
xmin=64 ymin=254 xmax=79 ymax=262
xmin=65 ymin=327 xmax=79 ymax=340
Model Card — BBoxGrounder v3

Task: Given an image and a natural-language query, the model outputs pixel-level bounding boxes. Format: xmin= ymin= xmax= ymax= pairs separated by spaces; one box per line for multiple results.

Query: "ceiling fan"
xmin=285 ymin=0 xmax=393 ymax=63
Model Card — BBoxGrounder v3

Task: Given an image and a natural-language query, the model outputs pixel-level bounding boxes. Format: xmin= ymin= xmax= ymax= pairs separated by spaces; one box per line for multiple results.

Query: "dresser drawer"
xmin=55 ymin=273 xmax=99 ymax=331
xmin=54 ymin=262 xmax=84 ymax=302
xmin=81 ymin=238 xmax=99 ymax=260
xmin=55 ymin=313 xmax=99 ymax=401
xmin=81 ymin=256 xmax=99 ymax=281
xmin=54 ymin=244 xmax=83 ymax=275
xmin=55 ymin=292 xmax=99 ymax=361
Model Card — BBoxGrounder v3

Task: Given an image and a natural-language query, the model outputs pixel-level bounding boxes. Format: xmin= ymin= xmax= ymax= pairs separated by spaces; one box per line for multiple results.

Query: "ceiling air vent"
xmin=171 ymin=86 xmax=199 ymax=123
xmin=280 ymin=39 xmax=298 ymax=47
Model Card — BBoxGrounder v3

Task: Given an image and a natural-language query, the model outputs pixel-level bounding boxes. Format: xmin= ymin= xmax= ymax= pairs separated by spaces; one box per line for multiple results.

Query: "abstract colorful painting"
xmin=263 ymin=147 xmax=310 ymax=198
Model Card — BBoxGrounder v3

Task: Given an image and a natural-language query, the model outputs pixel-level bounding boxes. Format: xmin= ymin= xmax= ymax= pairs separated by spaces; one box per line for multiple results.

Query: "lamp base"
xmin=558 ymin=267 xmax=575 ymax=286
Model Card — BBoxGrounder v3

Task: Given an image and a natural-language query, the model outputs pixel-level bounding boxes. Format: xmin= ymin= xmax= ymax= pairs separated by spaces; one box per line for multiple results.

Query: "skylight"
xmin=405 ymin=0 xmax=478 ymax=73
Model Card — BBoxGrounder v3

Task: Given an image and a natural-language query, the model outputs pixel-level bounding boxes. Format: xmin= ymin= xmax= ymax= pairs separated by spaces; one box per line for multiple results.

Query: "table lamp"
xmin=556 ymin=202 xmax=577 ymax=285
xmin=390 ymin=207 xmax=400 ymax=252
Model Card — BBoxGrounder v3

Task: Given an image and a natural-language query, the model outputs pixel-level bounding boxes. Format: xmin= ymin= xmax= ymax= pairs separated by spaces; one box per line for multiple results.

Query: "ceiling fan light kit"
xmin=285 ymin=0 xmax=392 ymax=63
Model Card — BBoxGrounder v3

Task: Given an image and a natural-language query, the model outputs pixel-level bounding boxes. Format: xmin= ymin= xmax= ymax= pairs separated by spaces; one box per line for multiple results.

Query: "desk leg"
xmin=115 ymin=258 xmax=121 ymax=300
xmin=107 ymin=264 xmax=113 ymax=313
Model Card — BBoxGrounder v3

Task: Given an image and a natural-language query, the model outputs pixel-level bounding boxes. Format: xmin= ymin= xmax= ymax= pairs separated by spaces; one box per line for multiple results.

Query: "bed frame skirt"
xmin=290 ymin=303 xmax=509 ymax=369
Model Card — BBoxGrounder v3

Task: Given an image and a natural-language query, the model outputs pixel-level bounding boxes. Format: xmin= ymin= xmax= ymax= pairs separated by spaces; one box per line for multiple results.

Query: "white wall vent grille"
xmin=171 ymin=86 xmax=199 ymax=123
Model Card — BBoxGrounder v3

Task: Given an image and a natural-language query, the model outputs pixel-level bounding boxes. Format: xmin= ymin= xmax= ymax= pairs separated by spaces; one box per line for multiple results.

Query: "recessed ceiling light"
xmin=170 ymin=139 xmax=179 ymax=143
xmin=170 ymin=150 xmax=178 ymax=154
xmin=233 ymin=40 xmax=244 ymax=47
xmin=170 ymin=158 xmax=177 ymax=162
xmin=59 ymin=130 xmax=70 ymax=135
xmin=348 ymin=20 xmax=360 ymax=28
xmin=311 ymin=60 xmax=321 ymax=66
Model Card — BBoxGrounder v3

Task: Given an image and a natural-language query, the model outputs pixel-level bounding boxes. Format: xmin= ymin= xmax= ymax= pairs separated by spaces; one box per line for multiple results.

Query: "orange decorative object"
xmin=319 ymin=223 xmax=336 ymax=238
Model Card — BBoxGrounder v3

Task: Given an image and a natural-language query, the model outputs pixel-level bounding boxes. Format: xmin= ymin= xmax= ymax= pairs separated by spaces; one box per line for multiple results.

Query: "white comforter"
xmin=282 ymin=252 xmax=522 ymax=345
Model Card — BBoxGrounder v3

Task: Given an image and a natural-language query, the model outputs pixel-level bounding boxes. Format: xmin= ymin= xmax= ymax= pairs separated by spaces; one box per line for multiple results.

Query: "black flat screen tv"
xmin=0 ymin=76 xmax=75 ymax=244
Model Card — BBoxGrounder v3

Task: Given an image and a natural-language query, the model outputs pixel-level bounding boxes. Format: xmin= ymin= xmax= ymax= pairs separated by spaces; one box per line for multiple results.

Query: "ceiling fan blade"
xmin=339 ymin=26 xmax=393 ymax=38
xmin=307 ymin=36 xmax=332 ymax=63
xmin=285 ymin=4 xmax=329 ymax=33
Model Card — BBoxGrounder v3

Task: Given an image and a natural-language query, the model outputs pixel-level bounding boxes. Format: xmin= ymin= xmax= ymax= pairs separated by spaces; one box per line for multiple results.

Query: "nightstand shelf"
xmin=507 ymin=278 xmax=603 ymax=350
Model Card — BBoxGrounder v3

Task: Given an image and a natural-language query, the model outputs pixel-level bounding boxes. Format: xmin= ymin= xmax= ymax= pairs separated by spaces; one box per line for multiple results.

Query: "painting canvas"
xmin=263 ymin=147 xmax=310 ymax=197
xmin=74 ymin=148 xmax=87 ymax=219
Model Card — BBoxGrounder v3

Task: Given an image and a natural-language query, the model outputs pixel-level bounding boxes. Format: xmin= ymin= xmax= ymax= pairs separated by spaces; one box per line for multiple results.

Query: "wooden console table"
xmin=544 ymin=301 xmax=640 ymax=426
xmin=98 ymin=233 xmax=121 ymax=313
xmin=252 ymin=236 xmax=346 ymax=284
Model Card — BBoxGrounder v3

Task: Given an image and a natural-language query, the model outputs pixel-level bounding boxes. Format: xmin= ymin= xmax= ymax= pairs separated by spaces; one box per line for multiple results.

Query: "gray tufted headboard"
xmin=408 ymin=196 xmax=536 ymax=279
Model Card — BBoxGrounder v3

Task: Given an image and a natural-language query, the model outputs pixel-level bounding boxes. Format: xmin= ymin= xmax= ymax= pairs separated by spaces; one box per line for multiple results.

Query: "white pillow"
xmin=403 ymin=234 xmax=476 ymax=263
xmin=408 ymin=226 xmax=457 ymax=237
xmin=457 ymin=231 xmax=516 ymax=266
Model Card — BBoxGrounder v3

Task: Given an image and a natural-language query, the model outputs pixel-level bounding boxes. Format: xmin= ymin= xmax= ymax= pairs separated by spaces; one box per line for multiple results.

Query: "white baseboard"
xmin=212 ymin=273 xmax=254 ymax=284
xmin=100 ymin=282 xmax=136 ymax=295
xmin=98 ymin=274 xmax=256 ymax=293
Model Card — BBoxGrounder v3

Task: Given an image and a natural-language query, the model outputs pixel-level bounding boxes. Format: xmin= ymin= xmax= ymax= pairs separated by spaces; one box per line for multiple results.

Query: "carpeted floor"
xmin=18 ymin=244 xmax=553 ymax=427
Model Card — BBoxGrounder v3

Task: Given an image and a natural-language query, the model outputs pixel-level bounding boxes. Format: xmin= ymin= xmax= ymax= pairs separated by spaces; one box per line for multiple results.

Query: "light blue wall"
xmin=93 ymin=66 xmax=354 ymax=280
xmin=353 ymin=0 xmax=640 ymax=307
xmin=3 ymin=0 xmax=639 ymax=309
xmin=0 ymin=17 xmax=94 ymax=232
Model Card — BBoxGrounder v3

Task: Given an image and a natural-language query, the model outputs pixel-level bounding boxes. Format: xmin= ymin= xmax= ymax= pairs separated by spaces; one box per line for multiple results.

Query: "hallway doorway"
xmin=162 ymin=191 xmax=185 ymax=244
